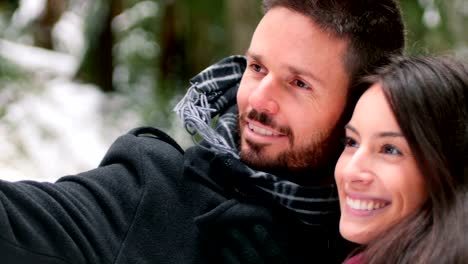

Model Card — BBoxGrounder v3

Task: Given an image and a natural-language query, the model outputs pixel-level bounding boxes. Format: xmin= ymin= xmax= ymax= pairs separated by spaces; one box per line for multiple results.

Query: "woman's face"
xmin=334 ymin=83 xmax=427 ymax=244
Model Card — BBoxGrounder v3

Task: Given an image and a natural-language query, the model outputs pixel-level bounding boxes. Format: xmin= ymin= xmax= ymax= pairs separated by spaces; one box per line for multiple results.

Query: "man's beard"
xmin=238 ymin=109 xmax=343 ymax=178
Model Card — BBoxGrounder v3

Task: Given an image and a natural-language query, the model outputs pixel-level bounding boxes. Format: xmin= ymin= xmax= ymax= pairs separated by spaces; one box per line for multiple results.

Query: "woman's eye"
xmin=381 ymin=144 xmax=402 ymax=156
xmin=293 ymin=79 xmax=310 ymax=89
xmin=342 ymin=136 xmax=358 ymax=148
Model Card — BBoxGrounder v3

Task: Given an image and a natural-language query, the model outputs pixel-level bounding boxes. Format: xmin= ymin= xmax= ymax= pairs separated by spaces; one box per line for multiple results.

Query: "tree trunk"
xmin=225 ymin=0 xmax=262 ymax=55
xmin=441 ymin=0 xmax=468 ymax=54
xmin=75 ymin=0 xmax=123 ymax=92
xmin=33 ymin=0 xmax=67 ymax=50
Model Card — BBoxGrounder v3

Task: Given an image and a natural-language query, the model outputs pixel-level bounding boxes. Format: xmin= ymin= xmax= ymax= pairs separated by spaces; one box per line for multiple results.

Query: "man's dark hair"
xmin=262 ymin=0 xmax=405 ymax=84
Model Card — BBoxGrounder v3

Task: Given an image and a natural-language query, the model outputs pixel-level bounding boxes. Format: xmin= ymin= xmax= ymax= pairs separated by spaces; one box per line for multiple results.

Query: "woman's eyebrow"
xmin=345 ymin=124 xmax=404 ymax=138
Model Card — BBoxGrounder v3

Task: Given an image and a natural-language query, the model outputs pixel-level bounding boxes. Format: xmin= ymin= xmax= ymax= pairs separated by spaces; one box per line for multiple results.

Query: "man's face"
xmin=237 ymin=7 xmax=350 ymax=173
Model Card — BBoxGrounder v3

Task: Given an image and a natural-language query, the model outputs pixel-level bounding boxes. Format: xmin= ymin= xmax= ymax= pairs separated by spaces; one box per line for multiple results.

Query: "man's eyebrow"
xmin=246 ymin=50 xmax=323 ymax=85
xmin=245 ymin=50 xmax=262 ymax=62
xmin=287 ymin=65 xmax=324 ymax=85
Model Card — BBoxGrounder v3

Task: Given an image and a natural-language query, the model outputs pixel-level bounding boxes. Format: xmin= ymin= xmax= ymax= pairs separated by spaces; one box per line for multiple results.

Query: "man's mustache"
xmin=245 ymin=109 xmax=292 ymax=136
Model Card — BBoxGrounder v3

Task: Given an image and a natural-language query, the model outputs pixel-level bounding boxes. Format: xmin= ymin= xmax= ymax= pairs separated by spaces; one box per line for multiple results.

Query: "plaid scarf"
xmin=175 ymin=55 xmax=339 ymax=226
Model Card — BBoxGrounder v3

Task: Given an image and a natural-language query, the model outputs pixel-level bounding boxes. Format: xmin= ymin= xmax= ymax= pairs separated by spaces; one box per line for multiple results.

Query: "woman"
xmin=334 ymin=56 xmax=468 ymax=263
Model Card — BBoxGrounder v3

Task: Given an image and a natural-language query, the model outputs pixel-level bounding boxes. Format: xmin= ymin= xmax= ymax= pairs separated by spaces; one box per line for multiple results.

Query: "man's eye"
xmin=293 ymin=79 xmax=310 ymax=89
xmin=381 ymin=144 xmax=402 ymax=156
xmin=250 ymin=64 xmax=263 ymax=73
xmin=342 ymin=137 xmax=358 ymax=148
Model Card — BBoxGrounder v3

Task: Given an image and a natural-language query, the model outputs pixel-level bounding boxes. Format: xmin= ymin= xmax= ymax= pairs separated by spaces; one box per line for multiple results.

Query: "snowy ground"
xmin=0 ymin=78 xmax=140 ymax=182
xmin=0 ymin=75 xmax=191 ymax=182
xmin=0 ymin=0 xmax=192 ymax=182
xmin=0 ymin=40 xmax=190 ymax=182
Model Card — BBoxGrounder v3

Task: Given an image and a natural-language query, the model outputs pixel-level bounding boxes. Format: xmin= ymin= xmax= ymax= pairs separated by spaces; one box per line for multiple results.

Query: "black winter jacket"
xmin=0 ymin=127 xmax=352 ymax=264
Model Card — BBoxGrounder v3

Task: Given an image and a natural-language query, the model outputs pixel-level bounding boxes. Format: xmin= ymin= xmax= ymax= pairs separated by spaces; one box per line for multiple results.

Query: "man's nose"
xmin=248 ymin=74 xmax=280 ymax=114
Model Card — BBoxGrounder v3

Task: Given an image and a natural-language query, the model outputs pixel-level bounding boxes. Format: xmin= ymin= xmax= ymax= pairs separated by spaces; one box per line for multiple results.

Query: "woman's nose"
xmin=339 ymin=148 xmax=375 ymax=186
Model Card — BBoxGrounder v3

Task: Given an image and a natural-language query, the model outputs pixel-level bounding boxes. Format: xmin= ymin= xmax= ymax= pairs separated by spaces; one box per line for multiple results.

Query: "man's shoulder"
xmin=126 ymin=126 xmax=185 ymax=155
xmin=100 ymin=126 xmax=185 ymax=172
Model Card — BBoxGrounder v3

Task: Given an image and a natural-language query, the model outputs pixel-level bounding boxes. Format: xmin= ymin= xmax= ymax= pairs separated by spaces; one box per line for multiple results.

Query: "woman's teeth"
xmin=346 ymin=196 xmax=388 ymax=211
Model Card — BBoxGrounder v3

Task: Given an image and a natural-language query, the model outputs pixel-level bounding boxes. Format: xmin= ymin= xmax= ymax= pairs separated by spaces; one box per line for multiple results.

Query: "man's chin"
xmin=239 ymin=144 xmax=289 ymax=172
xmin=240 ymin=152 xmax=280 ymax=172
xmin=239 ymin=137 xmax=336 ymax=173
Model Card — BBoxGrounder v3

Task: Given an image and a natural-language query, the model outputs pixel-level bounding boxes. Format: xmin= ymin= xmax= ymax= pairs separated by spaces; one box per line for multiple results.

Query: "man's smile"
xmin=247 ymin=122 xmax=282 ymax=137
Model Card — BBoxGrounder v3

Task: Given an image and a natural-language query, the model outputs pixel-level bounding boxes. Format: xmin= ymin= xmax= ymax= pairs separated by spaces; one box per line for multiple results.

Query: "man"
xmin=0 ymin=1 xmax=404 ymax=263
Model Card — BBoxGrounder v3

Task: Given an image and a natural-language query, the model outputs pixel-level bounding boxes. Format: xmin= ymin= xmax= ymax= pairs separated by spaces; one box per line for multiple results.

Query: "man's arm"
xmin=0 ymin=127 xmax=184 ymax=264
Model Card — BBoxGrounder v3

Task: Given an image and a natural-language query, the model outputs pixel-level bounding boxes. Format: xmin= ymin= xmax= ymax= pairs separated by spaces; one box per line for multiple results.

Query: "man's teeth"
xmin=248 ymin=123 xmax=277 ymax=136
xmin=346 ymin=196 xmax=387 ymax=211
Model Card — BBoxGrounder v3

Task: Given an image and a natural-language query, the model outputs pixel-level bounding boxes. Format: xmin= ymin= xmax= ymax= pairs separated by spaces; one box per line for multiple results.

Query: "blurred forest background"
xmin=0 ymin=0 xmax=467 ymax=181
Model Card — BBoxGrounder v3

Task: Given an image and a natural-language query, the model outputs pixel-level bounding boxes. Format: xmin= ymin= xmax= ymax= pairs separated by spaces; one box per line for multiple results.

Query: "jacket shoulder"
xmin=128 ymin=126 xmax=184 ymax=154
xmin=99 ymin=126 xmax=185 ymax=172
